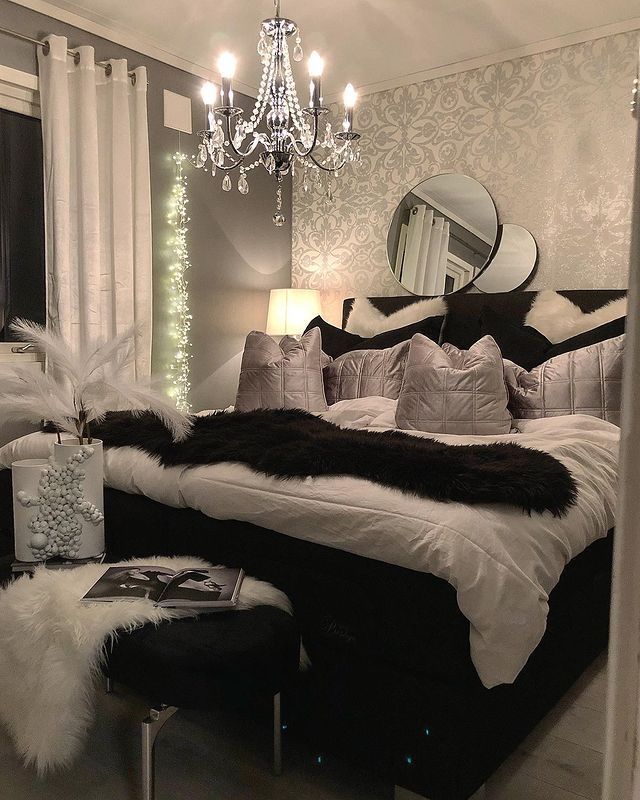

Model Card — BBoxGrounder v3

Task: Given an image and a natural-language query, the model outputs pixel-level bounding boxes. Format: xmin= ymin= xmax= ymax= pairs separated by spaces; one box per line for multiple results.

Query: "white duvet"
xmin=0 ymin=397 xmax=618 ymax=689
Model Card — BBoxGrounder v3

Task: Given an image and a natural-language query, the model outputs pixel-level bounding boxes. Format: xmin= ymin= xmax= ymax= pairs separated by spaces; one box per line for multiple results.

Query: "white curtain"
xmin=399 ymin=207 xmax=450 ymax=295
xmin=419 ymin=216 xmax=450 ymax=296
xmin=37 ymin=35 xmax=152 ymax=378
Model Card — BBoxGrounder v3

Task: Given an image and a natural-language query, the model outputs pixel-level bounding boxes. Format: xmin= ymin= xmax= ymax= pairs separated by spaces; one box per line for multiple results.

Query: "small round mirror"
xmin=473 ymin=224 xmax=538 ymax=293
xmin=387 ymin=173 xmax=498 ymax=296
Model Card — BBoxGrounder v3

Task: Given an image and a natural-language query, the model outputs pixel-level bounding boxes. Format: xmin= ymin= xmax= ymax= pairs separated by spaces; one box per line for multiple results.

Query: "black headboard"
xmin=342 ymin=290 xmax=626 ymax=346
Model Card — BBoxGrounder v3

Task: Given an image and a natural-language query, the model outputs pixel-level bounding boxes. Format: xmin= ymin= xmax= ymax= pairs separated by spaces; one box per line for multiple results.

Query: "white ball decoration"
xmin=29 ymin=532 xmax=47 ymax=548
xmin=17 ymin=446 xmax=103 ymax=560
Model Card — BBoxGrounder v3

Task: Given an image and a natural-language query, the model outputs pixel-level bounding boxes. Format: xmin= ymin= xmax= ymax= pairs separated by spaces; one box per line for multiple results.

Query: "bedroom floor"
xmin=0 ymin=652 xmax=607 ymax=800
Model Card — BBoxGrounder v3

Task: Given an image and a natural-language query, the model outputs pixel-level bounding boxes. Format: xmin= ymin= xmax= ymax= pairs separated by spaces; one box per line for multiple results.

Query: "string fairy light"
xmin=167 ymin=151 xmax=193 ymax=412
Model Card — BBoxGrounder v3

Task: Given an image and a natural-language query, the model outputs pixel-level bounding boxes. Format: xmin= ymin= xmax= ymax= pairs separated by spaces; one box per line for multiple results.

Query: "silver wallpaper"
xmin=292 ymin=32 xmax=639 ymax=324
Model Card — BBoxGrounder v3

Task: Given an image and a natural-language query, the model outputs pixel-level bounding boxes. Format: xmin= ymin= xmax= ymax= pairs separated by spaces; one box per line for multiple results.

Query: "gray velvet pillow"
xmin=235 ymin=327 xmax=328 ymax=412
xmin=395 ymin=334 xmax=512 ymax=435
xmin=504 ymin=334 xmax=624 ymax=426
xmin=323 ymin=340 xmax=410 ymax=405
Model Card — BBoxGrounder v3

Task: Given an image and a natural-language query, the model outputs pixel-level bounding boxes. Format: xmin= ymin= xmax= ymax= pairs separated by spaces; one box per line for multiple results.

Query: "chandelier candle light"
xmin=194 ymin=0 xmax=360 ymax=225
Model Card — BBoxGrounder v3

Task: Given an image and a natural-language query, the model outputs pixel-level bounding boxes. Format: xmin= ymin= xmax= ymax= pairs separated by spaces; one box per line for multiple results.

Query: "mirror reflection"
xmin=474 ymin=223 xmax=538 ymax=293
xmin=387 ymin=173 xmax=498 ymax=295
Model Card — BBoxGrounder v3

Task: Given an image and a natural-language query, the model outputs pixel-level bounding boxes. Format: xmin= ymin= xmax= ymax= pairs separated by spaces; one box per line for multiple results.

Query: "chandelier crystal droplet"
xmin=192 ymin=0 xmax=361 ymax=225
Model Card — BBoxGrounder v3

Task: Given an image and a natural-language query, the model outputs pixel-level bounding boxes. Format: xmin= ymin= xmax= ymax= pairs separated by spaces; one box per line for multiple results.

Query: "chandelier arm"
xmin=288 ymin=114 xmax=320 ymax=158
xmin=254 ymin=132 xmax=274 ymax=148
xmin=308 ymin=153 xmax=347 ymax=173
xmin=224 ymin=116 xmax=263 ymax=160
xmin=333 ymin=141 xmax=351 ymax=156
xmin=214 ymin=155 xmax=246 ymax=172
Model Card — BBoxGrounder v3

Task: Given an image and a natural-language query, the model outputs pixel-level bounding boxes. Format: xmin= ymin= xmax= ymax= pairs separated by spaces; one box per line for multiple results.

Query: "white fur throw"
xmin=0 ymin=557 xmax=293 ymax=774
xmin=345 ymin=297 xmax=447 ymax=337
xmin=525 ymin=291 xmax=627 ymax=344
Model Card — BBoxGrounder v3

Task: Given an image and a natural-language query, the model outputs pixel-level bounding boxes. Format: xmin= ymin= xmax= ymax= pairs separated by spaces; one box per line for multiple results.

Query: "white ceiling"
xmin=19 ymin=0 xmax=640 ymax=98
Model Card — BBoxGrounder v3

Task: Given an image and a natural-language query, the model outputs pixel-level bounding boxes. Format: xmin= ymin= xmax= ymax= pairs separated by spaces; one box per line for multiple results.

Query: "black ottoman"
xmin=105 ymin=605 xmax=300 ymax=800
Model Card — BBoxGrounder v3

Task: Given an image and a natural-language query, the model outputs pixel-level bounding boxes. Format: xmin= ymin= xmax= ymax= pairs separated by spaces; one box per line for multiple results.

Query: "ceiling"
xmin=23 ymin=0 xmax=640 ymax=97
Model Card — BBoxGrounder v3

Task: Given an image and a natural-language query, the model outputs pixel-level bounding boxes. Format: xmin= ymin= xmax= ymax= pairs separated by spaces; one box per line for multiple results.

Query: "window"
xmin=0 ymin=107 xmax=45 ymax=340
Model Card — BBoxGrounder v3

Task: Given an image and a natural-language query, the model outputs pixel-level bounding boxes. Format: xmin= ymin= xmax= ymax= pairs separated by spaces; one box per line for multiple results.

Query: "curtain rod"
xmin=0 ymin=25 xmax=137 ymax=82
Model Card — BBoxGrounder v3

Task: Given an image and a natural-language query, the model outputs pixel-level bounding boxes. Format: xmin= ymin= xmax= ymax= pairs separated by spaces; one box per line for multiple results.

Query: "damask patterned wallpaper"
xmin=292 ymin=32 xmax=639 ymax=324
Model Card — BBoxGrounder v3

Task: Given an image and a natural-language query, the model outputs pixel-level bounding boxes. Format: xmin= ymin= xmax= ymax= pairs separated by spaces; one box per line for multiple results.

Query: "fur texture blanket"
xmin=0 ymin=557 xmax=293 ymax=773
xmin=61 ymin=409 xmax=578 ymax=516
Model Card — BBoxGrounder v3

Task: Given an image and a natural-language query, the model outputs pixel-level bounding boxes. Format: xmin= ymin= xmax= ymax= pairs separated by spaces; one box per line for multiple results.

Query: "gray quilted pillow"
xmin=235 ymin=327 xmax=328 ymax=412
xmin=395 ymin=334 xmax=512 ymax=435
xmin=324 ymin=340 xmax=410 ymax=405
xmin=504 ymin=334 xmax=624 ymax=425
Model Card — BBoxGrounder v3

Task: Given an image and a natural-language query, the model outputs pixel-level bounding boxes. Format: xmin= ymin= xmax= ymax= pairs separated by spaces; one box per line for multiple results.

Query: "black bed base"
xmin=0 ymin=473 xmax=612 ymax=799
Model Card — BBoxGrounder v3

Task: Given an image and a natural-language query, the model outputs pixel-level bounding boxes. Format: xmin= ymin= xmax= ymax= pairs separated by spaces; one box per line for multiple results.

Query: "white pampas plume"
xmin=10 ymin=319 xmax=84 ymax=383
xmin=5 ymin=320 xmax=190 ymax=443
xmin=0 ymin=368 xmax=75 ymax=432
xmin=83 ymin=325 xmax=138 ymax=380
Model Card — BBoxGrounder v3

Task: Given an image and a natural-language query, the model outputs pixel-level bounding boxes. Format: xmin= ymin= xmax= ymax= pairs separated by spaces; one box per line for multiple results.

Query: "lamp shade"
xmin=266 ymin=289 xmax=321 ymax=336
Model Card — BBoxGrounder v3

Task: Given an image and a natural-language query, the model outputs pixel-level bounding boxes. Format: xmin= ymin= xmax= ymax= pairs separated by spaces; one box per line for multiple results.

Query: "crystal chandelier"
xmin=194 ymin=0 xmax=361 ymax=226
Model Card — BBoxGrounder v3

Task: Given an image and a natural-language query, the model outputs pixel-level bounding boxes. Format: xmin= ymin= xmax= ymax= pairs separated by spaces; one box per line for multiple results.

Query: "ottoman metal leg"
xmin=141 ymin=705 xmax=178 ymax=800
xmin=273 ymin=692 xmax=282 ymax=776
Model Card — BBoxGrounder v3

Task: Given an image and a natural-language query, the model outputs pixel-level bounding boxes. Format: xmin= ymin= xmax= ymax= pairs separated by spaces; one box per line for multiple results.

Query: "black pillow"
xmin=479 ymin=307 xmax=551 ymax=370
xmin=304 ymin=315 xmax=445 ymax=359
xmin=546 ymin=316 xmax=626 ymax=359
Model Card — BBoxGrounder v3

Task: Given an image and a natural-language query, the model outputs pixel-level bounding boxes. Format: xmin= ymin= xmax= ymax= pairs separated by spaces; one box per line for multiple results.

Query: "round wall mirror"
xmin=387 ymin=173 xmax=498 ymax=296
xmin=473 ymin=223 xmax=538 ymax=293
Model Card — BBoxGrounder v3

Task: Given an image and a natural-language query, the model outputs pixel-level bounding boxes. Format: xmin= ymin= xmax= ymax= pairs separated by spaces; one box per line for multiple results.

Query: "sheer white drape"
xmin=419 ymin=215 xmax=450 ymax=296
xmin=397 ymin=207 xmax=450 ymax=295
xmin=37 ymin=35 xmax=152 ymax=378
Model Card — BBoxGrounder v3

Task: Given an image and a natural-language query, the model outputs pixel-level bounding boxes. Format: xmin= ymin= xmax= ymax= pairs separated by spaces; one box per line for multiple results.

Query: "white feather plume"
xmin=4 ymin=321 xmax=190 ymax=442
xmin=10 ymin=319 xmax=85 ymax=382
xmin=0 ymin=368 xmax=75 ymax=428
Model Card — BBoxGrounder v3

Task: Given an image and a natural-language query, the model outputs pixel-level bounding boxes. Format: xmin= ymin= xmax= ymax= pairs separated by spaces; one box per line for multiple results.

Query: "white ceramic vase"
xmin=12 ymin=458 xmax=51 ymax=562
xmin=53 ymin=439 xmax=105 ymax=559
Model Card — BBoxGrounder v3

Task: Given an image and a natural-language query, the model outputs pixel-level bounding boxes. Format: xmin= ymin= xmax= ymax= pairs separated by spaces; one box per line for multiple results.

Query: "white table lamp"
xmin=266 ymin=289 xmax=321 ymax=337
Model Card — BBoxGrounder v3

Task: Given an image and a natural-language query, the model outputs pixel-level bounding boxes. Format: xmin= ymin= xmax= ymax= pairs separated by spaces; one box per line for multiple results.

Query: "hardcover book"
xmin=81 ymin=565 xmax=244 ymax=609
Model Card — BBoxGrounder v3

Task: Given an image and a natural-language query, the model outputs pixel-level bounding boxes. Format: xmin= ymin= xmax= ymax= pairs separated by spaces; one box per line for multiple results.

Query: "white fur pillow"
xmin=525 ymin=291 xmax=626 ymax=344
xmin=346 ymin=297 xmax=447 ymax=338
xmin=395 ymin=334 xmax=511 ymax=435
xmin=235 ymin=328 xmax=328 ymax=412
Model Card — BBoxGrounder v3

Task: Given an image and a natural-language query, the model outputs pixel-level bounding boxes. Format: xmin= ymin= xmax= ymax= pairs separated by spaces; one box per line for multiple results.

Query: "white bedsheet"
xmin=0 ymin=397 xmax=618 ymax=688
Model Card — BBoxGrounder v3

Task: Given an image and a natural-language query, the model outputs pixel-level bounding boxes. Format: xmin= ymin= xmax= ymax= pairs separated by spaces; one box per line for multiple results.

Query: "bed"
xmin=0 ymin=289 xmax=624 ymax=800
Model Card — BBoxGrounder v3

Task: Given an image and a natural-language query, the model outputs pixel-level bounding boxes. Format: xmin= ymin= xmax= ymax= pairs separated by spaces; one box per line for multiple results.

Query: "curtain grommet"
xmin=42 ymin=41 xmax=50 ymax=56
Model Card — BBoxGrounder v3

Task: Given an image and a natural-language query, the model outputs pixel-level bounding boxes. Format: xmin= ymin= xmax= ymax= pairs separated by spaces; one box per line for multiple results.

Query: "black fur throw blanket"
xmin=46 ymin=409 xmax=578 ymax=516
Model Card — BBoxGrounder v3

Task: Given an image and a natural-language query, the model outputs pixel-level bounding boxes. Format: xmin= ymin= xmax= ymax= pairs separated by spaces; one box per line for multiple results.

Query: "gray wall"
xmin=0 ymin=0 xmax=292 ymax=409
xmin=292 ymin=31 xmax=638 ymax=325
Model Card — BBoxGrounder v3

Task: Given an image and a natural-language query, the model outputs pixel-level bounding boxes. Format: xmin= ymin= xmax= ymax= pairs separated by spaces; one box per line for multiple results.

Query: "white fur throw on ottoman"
xmin=0 ymin=556 xmax=294 ymax=774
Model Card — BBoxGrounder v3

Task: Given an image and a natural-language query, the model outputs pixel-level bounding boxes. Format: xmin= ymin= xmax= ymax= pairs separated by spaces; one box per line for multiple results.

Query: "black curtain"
xmin=0 ymin=108 xmax=45 ymax=340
